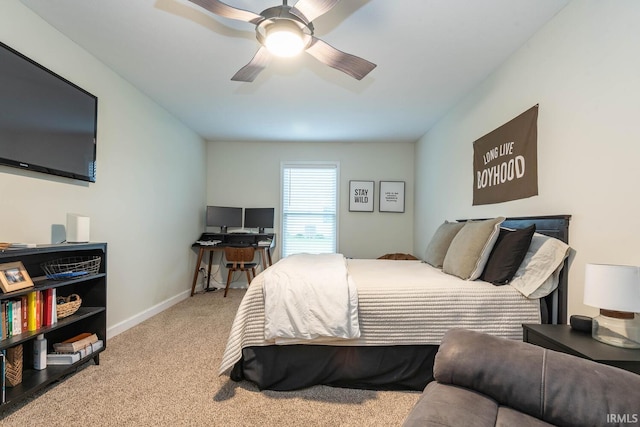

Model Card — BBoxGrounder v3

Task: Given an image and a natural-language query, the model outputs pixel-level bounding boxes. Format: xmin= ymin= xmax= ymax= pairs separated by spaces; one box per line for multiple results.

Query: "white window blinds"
xmin=282 ymin=163 xmax=338 ymax=257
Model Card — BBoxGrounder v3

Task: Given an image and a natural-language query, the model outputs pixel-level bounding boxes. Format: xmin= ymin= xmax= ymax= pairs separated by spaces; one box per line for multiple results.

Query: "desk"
xmin=190 ymin=233 xmax=275 ymax=296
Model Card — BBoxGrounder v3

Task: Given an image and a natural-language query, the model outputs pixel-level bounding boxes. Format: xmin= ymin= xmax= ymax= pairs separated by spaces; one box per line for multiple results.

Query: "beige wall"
xmin=414 ymin=1 xmax=640 ymax=320
xmin=8 ymin=0 xmax=637 ymax=333
xmin=0 ymin=1 xmax=207 ymax=334
xmin=207 ymin=140 xmax=415 ymax=264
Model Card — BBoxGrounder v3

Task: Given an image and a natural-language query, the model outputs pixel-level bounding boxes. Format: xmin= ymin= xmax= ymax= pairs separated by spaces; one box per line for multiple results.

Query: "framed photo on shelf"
xmin=0 ymin=261 xmax=35 ymax=293
xmin=349 ymin=180 xmax=374 ymax=212
xmin=379 ymin=181 xmax=405 ymax=213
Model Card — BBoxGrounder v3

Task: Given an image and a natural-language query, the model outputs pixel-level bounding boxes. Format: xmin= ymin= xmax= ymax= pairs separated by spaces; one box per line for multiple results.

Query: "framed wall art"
xmin=379 ymin=181 xmax=405 ymax=213
xmin=349 ymin=180 xmax=374 ymax=212
xmin=0 ymin=261 xmax=35 ymax=293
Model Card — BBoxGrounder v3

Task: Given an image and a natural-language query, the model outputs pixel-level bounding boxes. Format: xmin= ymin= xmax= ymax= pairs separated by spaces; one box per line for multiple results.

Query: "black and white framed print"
xmin=349 ymin=180 xmax=374 ymax=212
xmin=379 ymin=181 xmax=405 ymax=213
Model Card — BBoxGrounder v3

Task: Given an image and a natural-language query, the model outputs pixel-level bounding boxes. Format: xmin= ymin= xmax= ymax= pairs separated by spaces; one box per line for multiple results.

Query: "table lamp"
xmin=584 ymin=263 xmax=640 ymax=349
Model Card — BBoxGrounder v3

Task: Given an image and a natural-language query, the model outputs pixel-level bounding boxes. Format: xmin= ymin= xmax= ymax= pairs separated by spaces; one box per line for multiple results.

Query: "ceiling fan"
xmin=187 ymin=0 xmax=376 ymax=82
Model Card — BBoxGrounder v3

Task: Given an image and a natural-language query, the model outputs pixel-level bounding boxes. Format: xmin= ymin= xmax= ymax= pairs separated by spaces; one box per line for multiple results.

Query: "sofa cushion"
xmin=434 ymin=329 xmax=640 ymax=427
xmin=402 ymin=382 xmax=498 ymax=427
xmin=435 ymin=328 xmax=546 ymax=419
xmin=496 ymin=407 xmax=553 ymax=427
xmin=542 ymin=349 xmax=640 ymax=427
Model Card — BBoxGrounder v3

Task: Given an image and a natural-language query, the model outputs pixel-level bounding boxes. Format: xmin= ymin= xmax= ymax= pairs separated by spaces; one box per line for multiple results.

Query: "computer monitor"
xmin=206 ymin=206 xmax=242 ymax=233
xmin=244 ymin=208 xmax=275 ymax=233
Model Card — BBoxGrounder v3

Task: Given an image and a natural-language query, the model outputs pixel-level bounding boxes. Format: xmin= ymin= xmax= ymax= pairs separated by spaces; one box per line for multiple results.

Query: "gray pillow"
xmin=442 ymin=217 xmax=505 ymax=280
xmin=424 ymin=221 xmax=465 ymax=268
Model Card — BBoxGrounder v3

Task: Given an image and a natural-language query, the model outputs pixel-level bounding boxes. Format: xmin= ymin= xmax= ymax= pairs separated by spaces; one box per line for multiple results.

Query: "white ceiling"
xmin=20 ymin=0 xmax=569 ymax=143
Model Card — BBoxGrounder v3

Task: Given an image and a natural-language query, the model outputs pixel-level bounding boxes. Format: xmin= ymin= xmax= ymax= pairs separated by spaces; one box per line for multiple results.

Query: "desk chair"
xmin=224 ymin=246 xmax=257 ymax=297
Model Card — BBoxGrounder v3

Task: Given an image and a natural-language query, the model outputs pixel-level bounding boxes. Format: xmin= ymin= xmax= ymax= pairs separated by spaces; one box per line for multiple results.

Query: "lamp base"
xmin=592 ymin=311 xmax=640 ymax=349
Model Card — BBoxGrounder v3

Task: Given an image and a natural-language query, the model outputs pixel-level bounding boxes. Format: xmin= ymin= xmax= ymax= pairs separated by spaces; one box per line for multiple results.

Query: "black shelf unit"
xmin=0 ymin=243 xmax=107 ymax=412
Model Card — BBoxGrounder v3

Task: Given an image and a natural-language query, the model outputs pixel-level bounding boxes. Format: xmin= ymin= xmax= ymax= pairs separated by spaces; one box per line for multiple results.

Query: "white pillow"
xmin=509 ymin=233 xmax=570 ymax=298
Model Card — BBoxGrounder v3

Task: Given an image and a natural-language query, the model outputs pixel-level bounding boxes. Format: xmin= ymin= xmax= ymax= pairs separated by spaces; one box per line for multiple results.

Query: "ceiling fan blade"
xmin=306 ymin=37 xmax=376 ymax=80
xmin=290 ymin=0 xmax=340 ymax=23
xmin=188 ymin=0 xmax=263 ymax=24
xmin=231 ymin=47 xmax=271 ymax=82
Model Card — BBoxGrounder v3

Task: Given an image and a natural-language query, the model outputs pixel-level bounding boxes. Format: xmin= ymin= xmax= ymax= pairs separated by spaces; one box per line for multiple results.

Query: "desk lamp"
xmin=584 ymin=263 xmax=640 ymax=349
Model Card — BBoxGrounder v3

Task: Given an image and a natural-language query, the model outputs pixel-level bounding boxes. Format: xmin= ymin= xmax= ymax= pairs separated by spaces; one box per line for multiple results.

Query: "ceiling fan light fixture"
xmin=264 ymin=21 xmax=305 ymax=57
xmin=188 ymin=0 xmax=376 ymax=81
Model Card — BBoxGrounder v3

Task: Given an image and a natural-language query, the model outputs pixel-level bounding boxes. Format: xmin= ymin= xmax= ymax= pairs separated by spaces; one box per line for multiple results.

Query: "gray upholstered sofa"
xmin=403 ymin=328 xmax=640 ymax=427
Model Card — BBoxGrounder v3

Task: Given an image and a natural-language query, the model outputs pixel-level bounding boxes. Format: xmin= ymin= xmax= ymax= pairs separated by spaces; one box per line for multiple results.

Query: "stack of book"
xmin=47 ymin=332 xmax=103 ymax=365
xmin=0 ymin=289 xmax=58 ymax=341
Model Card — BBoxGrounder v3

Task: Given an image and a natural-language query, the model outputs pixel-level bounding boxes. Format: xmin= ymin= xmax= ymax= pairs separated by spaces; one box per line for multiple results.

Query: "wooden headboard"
xmin=460 ymin=215 xmax=571 ymax=325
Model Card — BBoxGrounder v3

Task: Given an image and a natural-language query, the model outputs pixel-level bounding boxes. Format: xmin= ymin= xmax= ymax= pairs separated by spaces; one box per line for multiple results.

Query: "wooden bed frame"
xmin=230 ymin=215 xmax=572 ymax=391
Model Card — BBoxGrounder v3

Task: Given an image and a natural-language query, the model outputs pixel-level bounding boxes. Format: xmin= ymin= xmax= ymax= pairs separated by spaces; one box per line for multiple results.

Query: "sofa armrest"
xmin=402 ymin=382 xmax=498 ymax=427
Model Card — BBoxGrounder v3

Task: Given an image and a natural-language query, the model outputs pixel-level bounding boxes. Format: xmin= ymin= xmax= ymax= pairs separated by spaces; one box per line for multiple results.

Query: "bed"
xmin=220 ymin=215 xmax=571 ymax=391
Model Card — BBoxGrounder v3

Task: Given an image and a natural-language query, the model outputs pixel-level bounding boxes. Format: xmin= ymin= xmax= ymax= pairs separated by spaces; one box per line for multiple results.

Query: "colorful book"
xmin=27 ymin=291 xmax=37 ymax=331
xmin=0 ymin=301 xmax=5 ymax=340
xmin=52 ymin=288 xmax=57 ymax=324
xmin=1 ymin=350 xmax=5 ymax=403
xmin=36 ymin=290 xmax=42 ymax=329
xmin=12 ymin=299 xmax=22 ymax=335
xmin=11 ymin=300 xmax=22 ymax=336
xmin=5 ymin=301 xmax=12 ymax=337
xmin=43 ymin=289 xmax=53 ymax=327
xmin=21 ymin=295 xmax=28 ymax=332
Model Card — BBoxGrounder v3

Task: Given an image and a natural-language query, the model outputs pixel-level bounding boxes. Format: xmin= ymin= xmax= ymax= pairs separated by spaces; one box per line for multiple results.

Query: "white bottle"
xmin=34 ymin=334 xmax=47 ymax=370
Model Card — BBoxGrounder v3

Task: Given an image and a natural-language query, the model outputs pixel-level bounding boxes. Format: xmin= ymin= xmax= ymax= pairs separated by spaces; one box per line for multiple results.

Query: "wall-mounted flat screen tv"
xmin=0 ymin=41 xmax=98 ymax=182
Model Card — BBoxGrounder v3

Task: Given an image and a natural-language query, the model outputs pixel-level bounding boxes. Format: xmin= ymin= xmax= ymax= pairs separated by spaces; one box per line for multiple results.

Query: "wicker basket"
xmin=57 ymin=294 xmax=82 ymax=319
xmin=6 ymin=344 xmax=23 ymax=387
xmin=41 ymin=256 xmax=101 ymax=280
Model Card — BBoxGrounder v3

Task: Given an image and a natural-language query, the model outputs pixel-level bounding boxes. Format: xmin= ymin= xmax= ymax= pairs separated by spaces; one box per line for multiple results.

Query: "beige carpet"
xmin=1 ymin=289 xmax=420 ymax=426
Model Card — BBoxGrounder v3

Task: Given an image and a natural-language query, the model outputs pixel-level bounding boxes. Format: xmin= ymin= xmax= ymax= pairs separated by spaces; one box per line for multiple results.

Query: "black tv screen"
xmin=0 ymin=41 xmax=98 ymax=182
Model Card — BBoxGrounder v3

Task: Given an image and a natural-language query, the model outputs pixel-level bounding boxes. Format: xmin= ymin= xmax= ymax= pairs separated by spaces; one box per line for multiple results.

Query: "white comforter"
xmin=219 ymin=258 xmax=541 ymax=374
xmin=263 ymin=253 xmax=360 ymax=340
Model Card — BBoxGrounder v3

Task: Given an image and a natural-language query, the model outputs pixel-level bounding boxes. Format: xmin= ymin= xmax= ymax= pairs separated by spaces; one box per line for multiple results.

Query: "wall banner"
xmin=473 ymin=105 xmax=538 ymax=205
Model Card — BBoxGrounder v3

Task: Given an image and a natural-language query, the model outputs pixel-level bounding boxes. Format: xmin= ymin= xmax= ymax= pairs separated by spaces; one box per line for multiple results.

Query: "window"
xmin=281 ymin=163 xmax=338 ymax=257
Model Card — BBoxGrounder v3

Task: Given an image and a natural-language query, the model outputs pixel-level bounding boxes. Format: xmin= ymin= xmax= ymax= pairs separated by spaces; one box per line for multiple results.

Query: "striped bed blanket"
xmin=219 ymin=258 xmax=540 ymax=374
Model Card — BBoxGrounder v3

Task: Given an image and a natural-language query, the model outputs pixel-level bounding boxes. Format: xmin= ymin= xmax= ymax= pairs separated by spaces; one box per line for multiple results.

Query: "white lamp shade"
xmin=584 ymin=263 xmax=640 ymax=312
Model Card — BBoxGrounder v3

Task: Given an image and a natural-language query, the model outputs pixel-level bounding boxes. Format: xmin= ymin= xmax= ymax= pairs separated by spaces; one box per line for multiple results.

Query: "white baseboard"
xmin=106 ymin=289 xmax=191 ymax=339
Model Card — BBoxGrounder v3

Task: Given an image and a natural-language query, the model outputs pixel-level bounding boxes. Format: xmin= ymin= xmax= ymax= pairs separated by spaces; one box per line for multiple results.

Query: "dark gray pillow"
xmin=424 ymin=221 xmax=465 ymax=268
xmin=442 ymin=217 xmax=505 ymax=280
xmin=480 ymin=225 xmax=536 ymax=285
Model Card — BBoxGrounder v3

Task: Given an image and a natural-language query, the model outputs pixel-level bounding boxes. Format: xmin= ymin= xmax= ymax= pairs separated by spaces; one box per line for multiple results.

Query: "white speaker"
xmin=66 ymin=213 xmax=90 ymax=243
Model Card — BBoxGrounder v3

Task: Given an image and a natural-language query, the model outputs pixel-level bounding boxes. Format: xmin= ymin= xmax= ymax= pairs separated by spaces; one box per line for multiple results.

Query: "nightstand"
xmin=523 ymin=324 xmax=640 ymax=375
